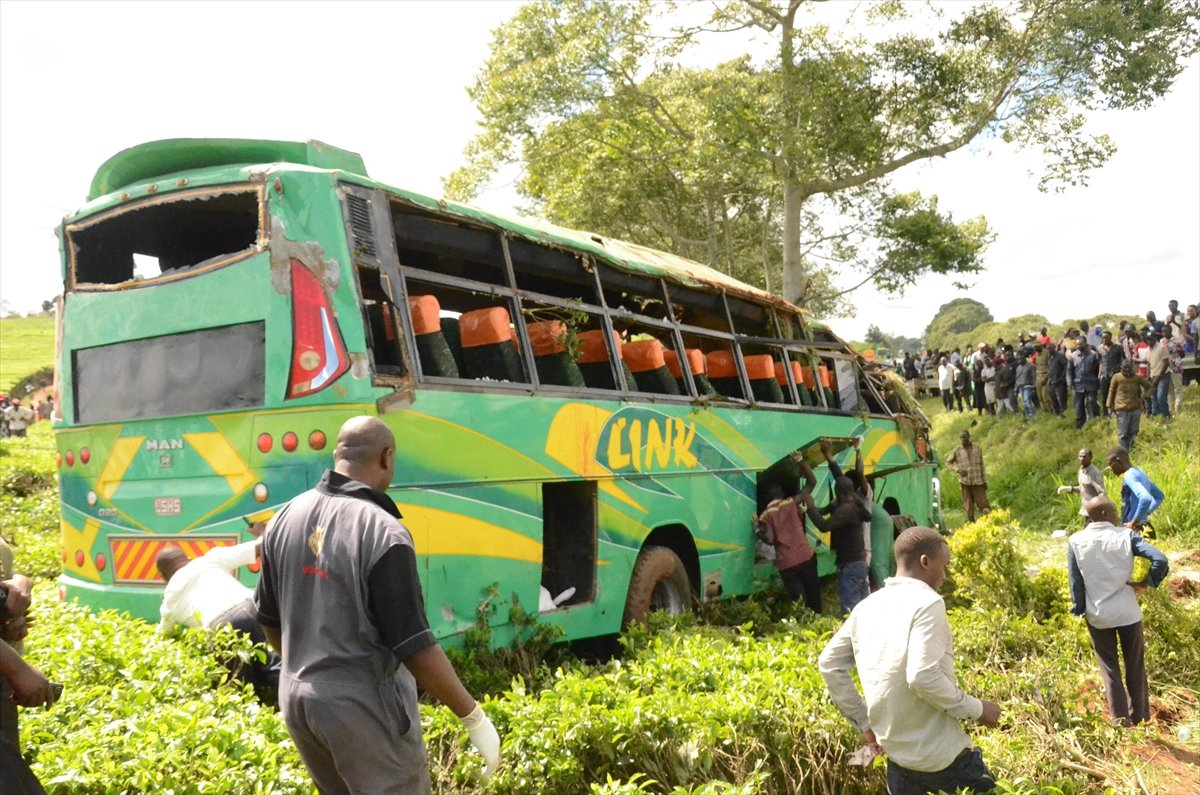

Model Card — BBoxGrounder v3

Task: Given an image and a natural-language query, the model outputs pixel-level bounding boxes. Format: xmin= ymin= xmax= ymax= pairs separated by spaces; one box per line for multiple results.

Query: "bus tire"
xmin=622 ymin=545 xmax=692 ymax=625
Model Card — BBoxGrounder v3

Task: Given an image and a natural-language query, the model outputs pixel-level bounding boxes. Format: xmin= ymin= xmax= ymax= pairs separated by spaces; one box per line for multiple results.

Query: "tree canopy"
xmin=447 ymin=0 xmax=1198 ymax=316
xmin=925 ymin=297 xmax=995 ymax=350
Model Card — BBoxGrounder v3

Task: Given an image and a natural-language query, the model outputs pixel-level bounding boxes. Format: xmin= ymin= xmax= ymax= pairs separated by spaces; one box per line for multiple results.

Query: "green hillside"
xmin=0 ymin=314 xmax=55 ymax=393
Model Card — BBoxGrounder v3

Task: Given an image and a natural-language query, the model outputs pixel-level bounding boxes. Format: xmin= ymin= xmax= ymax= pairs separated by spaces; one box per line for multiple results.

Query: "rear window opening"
xmin=69 ymin=189 xmax=261 ymax=287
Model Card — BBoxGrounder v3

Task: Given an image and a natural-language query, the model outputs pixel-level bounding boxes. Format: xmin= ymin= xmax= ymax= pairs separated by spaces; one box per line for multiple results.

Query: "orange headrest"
xmin=744 ymin=354 xmax=774 ymax=380
xmin=527 ymin=320 xmax=567 ymax=357
xmin=624 ymin=339 xmax=667 ymax=372
xmin=408 ymin=295 xmax=441 ymax=336
xmin=819 ymin=364 xmax=833 ymax=389
xmin=775 ymin=360 xmax=804 ymax=386
xmin=664 ymin=348 xmax=705 ymax=378
xmin=706 ymin=350 xmax=737 ymax=379
xmin=460 ymin=307 xmax=513 ymax=348
xmin=577 ymin=329 xmax=621 ymax=364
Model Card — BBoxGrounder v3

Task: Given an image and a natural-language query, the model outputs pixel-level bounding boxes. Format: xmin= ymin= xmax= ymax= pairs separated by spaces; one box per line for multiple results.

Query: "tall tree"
xmin=447 ymin=0 xmax=1197 ymax=315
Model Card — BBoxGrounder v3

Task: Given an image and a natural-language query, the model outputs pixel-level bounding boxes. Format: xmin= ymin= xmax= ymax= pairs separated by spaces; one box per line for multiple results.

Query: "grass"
xmin=0 ymin=314 xmax=55 ymax=393
xmin=921 ymin=386 xmax=1200 ymax=551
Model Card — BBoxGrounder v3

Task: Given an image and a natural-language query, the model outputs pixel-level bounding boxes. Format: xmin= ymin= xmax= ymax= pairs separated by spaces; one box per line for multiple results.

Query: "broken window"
xmin=68 ymin=188 xmax=261 ymax=287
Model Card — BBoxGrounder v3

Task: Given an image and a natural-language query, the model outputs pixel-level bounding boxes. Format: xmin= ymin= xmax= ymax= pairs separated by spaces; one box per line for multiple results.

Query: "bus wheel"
xmin=623 ymin=545 xmax=692 ymax=625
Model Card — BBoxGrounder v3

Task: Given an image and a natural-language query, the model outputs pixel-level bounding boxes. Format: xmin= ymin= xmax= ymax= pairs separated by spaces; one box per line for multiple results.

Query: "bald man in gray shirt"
xmin=255 ymin=416 xmax=499 ymax=794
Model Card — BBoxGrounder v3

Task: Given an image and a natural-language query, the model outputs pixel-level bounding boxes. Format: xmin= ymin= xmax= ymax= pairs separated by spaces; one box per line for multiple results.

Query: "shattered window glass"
xmin=68 ymin=188 xmax=261 ymax=287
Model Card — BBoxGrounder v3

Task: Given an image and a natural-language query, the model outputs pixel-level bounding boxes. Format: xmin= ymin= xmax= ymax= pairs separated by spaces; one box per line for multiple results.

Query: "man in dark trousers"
xmin=254 ymin=416 xmax=500 ymax=794
xmin=800 ymin=473 xmax=871 ymax=616
xmin=1068 ymin=497 xmax=1168 ymax=725
xmin=820 ymin=527 xmax=1001 ymax=794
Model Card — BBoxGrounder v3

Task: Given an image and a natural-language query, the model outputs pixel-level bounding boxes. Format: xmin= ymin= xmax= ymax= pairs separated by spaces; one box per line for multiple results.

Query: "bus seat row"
xmin=407 ymin=295 xmax=836 ymax=404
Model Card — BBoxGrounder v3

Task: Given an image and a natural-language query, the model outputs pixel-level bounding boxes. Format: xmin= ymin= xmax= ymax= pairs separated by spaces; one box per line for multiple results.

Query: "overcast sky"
xmin=1 ymin=1 xmax=1197 ymax=343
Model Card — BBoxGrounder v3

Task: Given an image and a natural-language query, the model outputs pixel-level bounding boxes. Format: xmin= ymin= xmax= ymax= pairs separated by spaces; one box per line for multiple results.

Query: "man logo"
xmin=307 ymin=525 xmax=326 ymax=558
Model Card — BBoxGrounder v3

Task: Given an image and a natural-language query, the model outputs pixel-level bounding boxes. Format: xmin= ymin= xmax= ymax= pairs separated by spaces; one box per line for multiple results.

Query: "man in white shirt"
xmin=1068 ymin=496 xmax=1168 ymax=726
xmin=157 ymin=527 xmax=279 ymax=704
xmin=819 ymin=526 xmax=1000 ymax=794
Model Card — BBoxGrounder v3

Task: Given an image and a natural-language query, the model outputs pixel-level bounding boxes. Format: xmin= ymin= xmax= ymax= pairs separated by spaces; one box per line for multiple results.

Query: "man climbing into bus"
xmin=254 ymin=416 xmax=500 ymax=794
xmin=755 ymin=482 xmax=821 ymax=613
xmin=800 ymin=464 xmax=872 ymax=615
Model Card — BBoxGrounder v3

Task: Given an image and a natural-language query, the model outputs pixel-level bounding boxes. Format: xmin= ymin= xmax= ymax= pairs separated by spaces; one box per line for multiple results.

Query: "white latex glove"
xmin=462 ymin=703 xmax=500 ymax=781
xmin=1056 ymin=485 xmax=1071 ymax=495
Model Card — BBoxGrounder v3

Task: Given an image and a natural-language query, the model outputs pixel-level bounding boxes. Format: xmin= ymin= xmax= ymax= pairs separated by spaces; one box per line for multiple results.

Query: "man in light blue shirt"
xmin=1106 ymin=447 xmax=1165 ymax=539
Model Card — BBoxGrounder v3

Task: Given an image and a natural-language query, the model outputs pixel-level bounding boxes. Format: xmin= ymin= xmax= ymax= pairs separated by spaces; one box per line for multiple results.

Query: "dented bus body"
xmin=53 ymin=139 xmax=940 ymax=642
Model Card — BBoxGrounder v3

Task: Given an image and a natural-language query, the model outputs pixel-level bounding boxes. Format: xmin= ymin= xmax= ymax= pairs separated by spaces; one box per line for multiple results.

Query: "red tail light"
xmin=287 ymin=260 xmax=349 ymax=398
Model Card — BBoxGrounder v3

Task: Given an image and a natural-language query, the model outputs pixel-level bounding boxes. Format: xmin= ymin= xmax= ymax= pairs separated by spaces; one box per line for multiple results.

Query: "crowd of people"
xmin=899 ymin=301 xmax=1197 ymax=451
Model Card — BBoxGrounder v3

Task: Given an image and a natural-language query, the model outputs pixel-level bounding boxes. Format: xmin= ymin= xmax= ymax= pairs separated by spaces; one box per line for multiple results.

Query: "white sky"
xmin=1 ymin=0 xmax=1197 ymax=343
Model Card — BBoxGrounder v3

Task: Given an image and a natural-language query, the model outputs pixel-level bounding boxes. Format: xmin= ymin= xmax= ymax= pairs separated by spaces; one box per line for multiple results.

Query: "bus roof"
xmin=87 ymin=138 xmax=802 ymax=315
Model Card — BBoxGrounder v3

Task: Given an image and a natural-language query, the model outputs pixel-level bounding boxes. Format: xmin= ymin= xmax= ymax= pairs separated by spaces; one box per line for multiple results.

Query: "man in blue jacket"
xmin=1068 ymin=497 xmax=1168 ymax=725
xmin=1105 ymin=447 xmax=1165 ymax=539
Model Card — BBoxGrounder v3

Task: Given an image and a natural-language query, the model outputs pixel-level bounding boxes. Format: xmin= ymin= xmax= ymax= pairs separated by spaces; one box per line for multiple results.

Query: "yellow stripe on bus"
xmin=95 ymin=436 xmax=145 ymax=501
xmin=398 ymin=504 xmax=543 ymax=564
xmin=864 ymin=431 xmax=903 ymax=470
xmin=61 ymin=517 xmax=103 ymax=582
xmin=184 ymin=432 xmax=257 ymax=495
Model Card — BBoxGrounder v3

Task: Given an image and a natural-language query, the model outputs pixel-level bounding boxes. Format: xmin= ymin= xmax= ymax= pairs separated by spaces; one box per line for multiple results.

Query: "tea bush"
xmin=2 ymin=402 xmax=1197 ymax=793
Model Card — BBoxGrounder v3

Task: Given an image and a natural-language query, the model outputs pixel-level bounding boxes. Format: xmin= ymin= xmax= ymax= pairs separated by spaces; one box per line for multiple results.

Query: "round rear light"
xmin=254 ymin=483 xmax=269 ymax=502
xmin=65 ymin=450 xmax=75 ymax=466
xmin=80 ymin=447 xmax=91 ymax=464
xmin=74 ymin=550 xmax=84 ymax=566
xmin=95 ymin=554 xmax=107 ymax=572
xmin=257 ymin=433 xmax=273 ymax=453
xmin=56 ymin=453 xmax=62 ymax=467
xmin=282 ymin=432 xmax=298 ymax=452
xmin=309 ymin=430 xmax=327 ymax=451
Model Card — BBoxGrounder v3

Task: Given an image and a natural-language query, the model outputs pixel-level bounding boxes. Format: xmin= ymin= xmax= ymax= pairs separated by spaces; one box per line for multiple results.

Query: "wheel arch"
xmin=641 ymin=523 xmax=700 ymax=597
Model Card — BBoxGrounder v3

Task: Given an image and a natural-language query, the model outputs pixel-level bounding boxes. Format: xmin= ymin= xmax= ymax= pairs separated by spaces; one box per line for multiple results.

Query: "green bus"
xmin=53 ymin=138 xmax=941 ymax=643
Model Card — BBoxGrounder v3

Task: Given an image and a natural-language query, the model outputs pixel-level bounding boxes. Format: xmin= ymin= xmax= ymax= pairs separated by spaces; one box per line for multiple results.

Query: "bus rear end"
xmin=55 ymin=143 xmax=371 ymax=619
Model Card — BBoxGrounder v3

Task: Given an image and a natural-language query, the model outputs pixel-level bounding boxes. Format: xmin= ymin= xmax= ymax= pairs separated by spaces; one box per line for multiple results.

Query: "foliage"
xmin=0 ymin=315 xmax=55 ymax=393
xmin=1 ymin=423 xmax=61 ymax=579
xmin=2 ymin=390 xmax=1198 ymax=792
xmin=22 ymin=592 xmax=312 ymax=793
xmin=447 ymin=0 xmax=1198 ymax=313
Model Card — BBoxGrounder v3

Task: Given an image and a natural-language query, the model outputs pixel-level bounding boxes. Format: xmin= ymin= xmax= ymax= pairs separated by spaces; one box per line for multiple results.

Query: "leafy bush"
xmin=945 ymin=509 xmax=1044 ymax=616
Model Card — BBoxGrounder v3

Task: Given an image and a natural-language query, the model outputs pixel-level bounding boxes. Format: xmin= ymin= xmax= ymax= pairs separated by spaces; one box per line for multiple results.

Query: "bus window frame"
xmin=64 ymin=183 xmax=267 ymax=292
xmin=363 ymin=189 xmax=877 ymax=412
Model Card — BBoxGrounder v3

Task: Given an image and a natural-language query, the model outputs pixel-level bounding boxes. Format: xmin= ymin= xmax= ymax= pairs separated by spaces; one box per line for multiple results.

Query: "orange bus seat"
xmin=407 ymin=295 xmax=458 ymax=378
xmin=528 ymin=320 xmax=583 ymax=387
xmin=460 ymin=306 xmax=523 ymax=382
xmin=624 ymin=339 xmax=680 ymax=395
xmin=706 ymin=350 xmax=743 ymax=399
xmin=744 ymin=354 xmax=783 ymax=403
